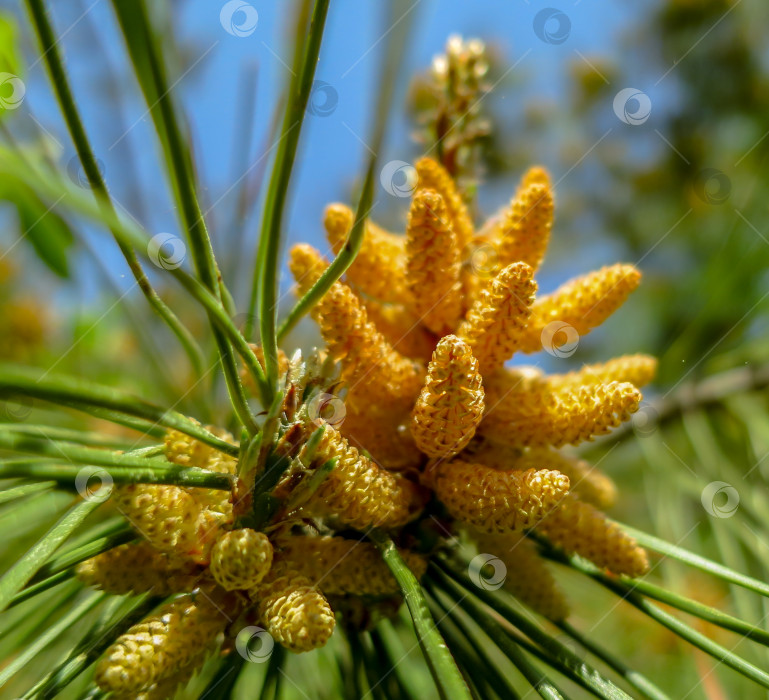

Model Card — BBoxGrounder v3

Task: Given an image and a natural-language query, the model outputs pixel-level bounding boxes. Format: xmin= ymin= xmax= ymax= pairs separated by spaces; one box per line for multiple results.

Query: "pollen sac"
xmin=546 ymin=354 xmax=658 ymax=391
xmin=304 ymin=423 xmax=427 ymax=530
xmin=251 ymin=565 xmax=336 ymax=653
xmin=95 ymin=591 xmax=234 ymax=694
xmin=414 ymin=156 xmax=475 ymax=254
xmin=495 ymin=182 xmax=554 ymax=274
xmin=481 ymin=369 xmax=642 ymax=447
xmin=458 ymin=262 xmax=537 ymax=374
xmin=511 ymin=448 xmax=617 ymax=509
xmin=323 ymin=203 xmax=408 ymax=304
xmin=406 ymin=188 xmax=464 ymax=335
xmin=76 ymin=541 xmax=203 ymax=595
xmin=278 ymin=535 xmax=427 ymax=596
xmin=537 ymin=494 xmax=649 ymax=577
xmin=471 ymin=530 xmax=569 ymax=621
xmin=428 ymin=459 xmax=570 ymax=534
xmin=410 ymin=335 xmax=485 ymax=459
xmin=517 ymin=263 xmax=641 ymax=353
xmin=209 ymin=528 xmax=274 ymax=591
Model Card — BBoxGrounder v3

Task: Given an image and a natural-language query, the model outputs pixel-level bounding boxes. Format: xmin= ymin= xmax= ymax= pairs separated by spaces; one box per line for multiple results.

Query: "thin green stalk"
xmin=110 ymin=0 xmax=259 ymax=432
xmin=0 ymin=423 xmax=135 ymax=449
xmin=0 ymin=150 xmax=269 ymax=406
xmin=0 ymin=497 xmax=101 ymax=613
xmin=426 ymin=590 xmax=522 ymax=700
xmin=251 ymin=0 xmax=331 ymax=396
xmin=278 ymin=1 xmax=410 ymax=341
xmin=0 ymin=589 xmax=105 ymax=686
xmin=619 ymin=522 xmax=769 ymax=598
xmin=9 ymin=569 xmax=73 ymax=609
xmin=369 ymin=530 xmax=472 ymax=700
xmin=25 ymin=594 xmax=162 ymax=699
xmin=556 ymin=621 xmax=671 ymax=700
xmin=427 ymin=577 xmax=566 ymax=700
xmin=0 ymin=364 xmax=238 ymax=456
xmin=435 ymin=557 xmax=633 ymax=700
xmin=0 ymin=460 xmax=233 ymax=490
xmin=25 ymin=0 xmax=206 ymax=378
xmin=0 ymin=480 xmax=56 ymax=504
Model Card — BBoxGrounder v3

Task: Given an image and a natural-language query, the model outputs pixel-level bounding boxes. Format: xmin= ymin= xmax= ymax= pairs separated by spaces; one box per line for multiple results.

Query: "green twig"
xmin=370 ymin=529 xmax=472 ymax=700
xmin=250 ymin=0 xmax=331 ymax=398
xmin=24 ymin=0 xmax=207 ymax=378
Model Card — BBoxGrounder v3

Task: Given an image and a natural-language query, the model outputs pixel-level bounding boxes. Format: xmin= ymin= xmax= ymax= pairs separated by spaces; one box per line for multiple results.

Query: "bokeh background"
xmin=2 ymin=0 xmax=769 ymax=697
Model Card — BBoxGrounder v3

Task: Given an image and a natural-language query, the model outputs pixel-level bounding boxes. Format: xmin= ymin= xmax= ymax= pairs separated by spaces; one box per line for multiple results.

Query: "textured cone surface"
xmin=210 ymin=528 xmax=274 ymax=591
xmin=406 ymin=188 xmax=464 ymax=335
xmin=324 ymin=203 xmax=408 ymax=304
xmin=306 ymin=423 xmax=426 ymax=529
xmin=414 ymin=157 xmax=474 ymax=254
xmin=430 ymin=459 xmax=569 ymax=533
xmin=512 ymin=448 xmax=617 ymax=509
xmin=481 ymin=369 xmax=642 ymax=447
xmin=76 ymin=541 xmax=203 ymax=595
xmin=410 ymin=335 xmax=485 ymax=459
xmin=496 ymin=183 xmax=554 ymax=273
xmin=360 ymin=297 xmax=436 ymax=362
xmin=278 ymin=535 xmax=427 ymax=596
xmin=251 ymin=565 xmax=335 ymax=653
xmin=546 ymin=354 xmax=657 ymax=391
xmin=290 ymin=245 xmax=424 ymax=409
xmin=518 ymin=264 xmax=641 ymax=353
xmin=95 ymin=592 xmax=232 ymax=694
xmin=537 ymin=495 xmax=649 ymax=577
xmin=458 ymin=262 xmax=537 ymax=373
xmin=472 ymin=530 xmax=569 ymax=620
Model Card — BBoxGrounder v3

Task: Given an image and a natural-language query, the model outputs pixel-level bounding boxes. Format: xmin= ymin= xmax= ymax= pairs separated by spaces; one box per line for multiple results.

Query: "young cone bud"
xmin=210 ymin=528 xmax=274 ymax=591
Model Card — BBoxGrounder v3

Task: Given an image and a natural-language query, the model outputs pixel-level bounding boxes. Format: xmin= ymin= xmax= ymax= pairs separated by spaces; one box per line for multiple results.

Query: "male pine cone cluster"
xmin=289 ymin=155 xmax=653 ymax=616
xmin=77 ymin=156 xmax=654 ymax=696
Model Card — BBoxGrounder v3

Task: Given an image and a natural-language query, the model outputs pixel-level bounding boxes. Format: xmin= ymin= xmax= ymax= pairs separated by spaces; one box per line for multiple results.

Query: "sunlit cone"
xmin=277 ymin=535 xmax=427 ymax=596
xmin=410 ymin=335 xmax=485 ymax=459
xmin=406 ymin=188 xmax=464 ymax=335
xmin=536 ymin=494 xmax=649 ymax=577
xmin=360 ymin=297 xmax=437 ymax=362
xmin=95 ymin=591 xmax=235 ymax=694
xmin=324 ymin=203 xmax=408 ymax=304
xmin=414 ymin=156 xmax=475 ymax=254
xmin=304 ymin=422 xmax=426 ymax=529
xmin=517 ymin=264 xmax=641 ymax=353
xmin=471 ymin=530 xmax=569 ymax=621
xmin=251 ymin=565 xmax=336 ymax=653
xmin=496 ymin=183 xmax=554 ymax=274
xmin=428 ymin=460 xmax=570 ymax=533
xmin=481 ymin=369 xmax=642 ymax=447
xmin=76 ymin=541 xmax=203 ymax=595
xmin=458 ymin=262 xmax=537 ymax=374
xmin=512 ymin=448 xmax=617 ymax=509
xmin=546 ymin=354 xmax=658 ymax=390
xmin=209 ymin=528 xmax=274 ymax=591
